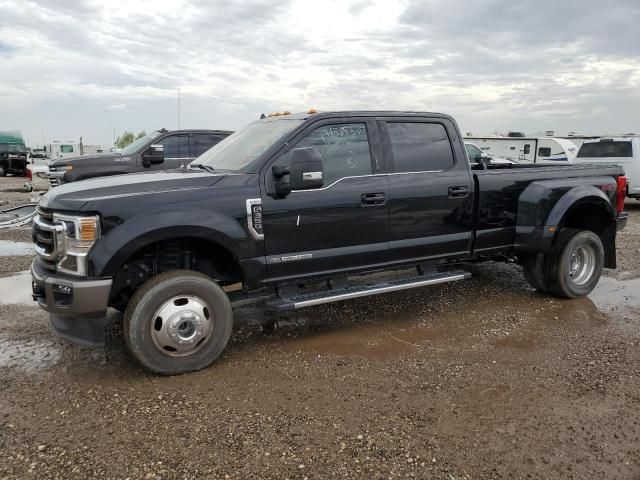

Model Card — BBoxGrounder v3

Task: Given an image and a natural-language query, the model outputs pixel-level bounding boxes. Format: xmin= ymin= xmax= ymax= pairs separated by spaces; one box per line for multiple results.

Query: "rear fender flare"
xmin=515 ymin=183 xmax=615 ymax=253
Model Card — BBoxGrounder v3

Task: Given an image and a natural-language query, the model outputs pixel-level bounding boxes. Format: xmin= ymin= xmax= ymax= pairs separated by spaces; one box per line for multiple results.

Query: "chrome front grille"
xmin=32 ymin=207 xmax=65 ymax=271
xmin=47 ymin=168 xmax=64 ymax=188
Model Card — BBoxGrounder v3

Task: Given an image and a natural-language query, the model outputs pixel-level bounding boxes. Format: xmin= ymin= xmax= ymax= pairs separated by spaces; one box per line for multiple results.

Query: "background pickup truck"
xmin=48 ymin=128 xmax=232 ymax=187
xmin=31 ymin=111 xmax=628 ymax=374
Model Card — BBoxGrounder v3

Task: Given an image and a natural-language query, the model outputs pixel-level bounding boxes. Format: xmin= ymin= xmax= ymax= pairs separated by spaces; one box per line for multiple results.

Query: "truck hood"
xmin=40 ymin=169 xmax=225 ymax=211
xmin=50 ymin=153 xmax=117 ymax=168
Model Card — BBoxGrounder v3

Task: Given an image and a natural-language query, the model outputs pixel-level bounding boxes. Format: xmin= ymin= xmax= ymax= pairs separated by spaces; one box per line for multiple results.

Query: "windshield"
xmin=120 ymin=131 xmax=159 ymax=155
xmin=193 ymin=119 xmax=304 ymax=171
xmin=0 ymin=143 xmax=26 ymax=153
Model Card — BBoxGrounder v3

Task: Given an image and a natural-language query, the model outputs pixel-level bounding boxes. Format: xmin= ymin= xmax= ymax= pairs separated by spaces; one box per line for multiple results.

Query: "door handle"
xmin=448 ymin=186 xmax=469 ymax=198
xmin=361 ymin=192 xmax=386 ymax=206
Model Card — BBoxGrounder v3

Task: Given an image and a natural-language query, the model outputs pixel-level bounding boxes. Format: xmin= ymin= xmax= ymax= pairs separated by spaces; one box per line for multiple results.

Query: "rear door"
xmin=381 ymin=117 xmax=474 ymax=263
xmin=261 ymin=118 xmax=389 ymax=282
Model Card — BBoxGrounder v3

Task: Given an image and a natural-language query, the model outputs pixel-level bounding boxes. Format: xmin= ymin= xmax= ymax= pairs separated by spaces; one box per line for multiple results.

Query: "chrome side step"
xmin=267 ymin=270 xmax=471 ymax=311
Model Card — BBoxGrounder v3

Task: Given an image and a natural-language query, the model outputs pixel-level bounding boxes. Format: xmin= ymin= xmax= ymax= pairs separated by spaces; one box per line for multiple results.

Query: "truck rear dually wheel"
xmin=544 ymin=230 xmax=604 ymax=299
xmin=123 ymin=270 xmax=233 ymax=375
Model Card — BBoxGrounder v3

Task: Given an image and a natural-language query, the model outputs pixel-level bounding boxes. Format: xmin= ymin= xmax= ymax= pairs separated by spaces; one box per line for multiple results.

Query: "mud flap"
xmin=49 ymin=314 xmax=105 ymax=346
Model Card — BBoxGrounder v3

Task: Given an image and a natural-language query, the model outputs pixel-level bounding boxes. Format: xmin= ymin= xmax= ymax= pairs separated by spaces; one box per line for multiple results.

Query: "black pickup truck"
xmin=31 ymin=111 xmax=628 ymax=374
xmin=48 ymin=129 xmax=232 ymax=187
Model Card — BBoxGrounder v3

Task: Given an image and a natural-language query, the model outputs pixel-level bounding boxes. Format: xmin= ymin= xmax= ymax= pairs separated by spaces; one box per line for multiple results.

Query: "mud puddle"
xmin=279 ymin=275 xmax=640 ymax=359
xmin=0 ymin=337 xmax=61 ymax=372
xmin=0 ymin=271 xmax=33 ymax=305
xmin=589 ymin=275 xmax=640 ymax=312
xmin=0 ymin=240 xmax=34 ymax=256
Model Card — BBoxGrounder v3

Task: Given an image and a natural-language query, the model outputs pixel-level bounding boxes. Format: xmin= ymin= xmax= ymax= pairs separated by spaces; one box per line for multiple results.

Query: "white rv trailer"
xmin=44 ymin=141 xmax=80 ymax=160
xmin=43 ymin=141 xmax=108 ymax=160
xmin=463 ymin=136 xmax=579 ymax=164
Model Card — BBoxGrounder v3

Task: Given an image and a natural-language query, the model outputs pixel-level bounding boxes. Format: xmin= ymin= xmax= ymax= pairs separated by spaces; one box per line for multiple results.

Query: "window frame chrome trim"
xmin=291 ymin=169 xmax=445 ymax=193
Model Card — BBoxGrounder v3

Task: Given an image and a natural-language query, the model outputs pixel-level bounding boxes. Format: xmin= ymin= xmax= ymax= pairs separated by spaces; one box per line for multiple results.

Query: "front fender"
xmin=90 ymin=207 xmax=254 ymax=277
xmin=515 ymin=179 xmax=616 ymax=253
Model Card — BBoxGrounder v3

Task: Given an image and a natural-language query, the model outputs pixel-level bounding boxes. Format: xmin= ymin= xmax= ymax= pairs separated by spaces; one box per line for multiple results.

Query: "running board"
xmin=267 ymin=270 xmax=471 ymax=311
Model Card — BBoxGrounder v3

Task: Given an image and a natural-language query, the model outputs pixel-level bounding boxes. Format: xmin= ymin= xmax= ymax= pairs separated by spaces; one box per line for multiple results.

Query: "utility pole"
xmin=178 ymin=88 xmax=181 ymax=129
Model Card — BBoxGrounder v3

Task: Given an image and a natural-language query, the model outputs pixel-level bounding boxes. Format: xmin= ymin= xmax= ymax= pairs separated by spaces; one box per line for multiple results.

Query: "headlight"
xmin=52 ymin=213 xmax=101 ymax=276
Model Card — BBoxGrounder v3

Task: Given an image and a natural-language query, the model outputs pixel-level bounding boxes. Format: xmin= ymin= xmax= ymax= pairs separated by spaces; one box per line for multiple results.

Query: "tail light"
xmin=26 ymin=168 xmax=32 ymax=181
xmin=616 ymin=175 xmax=627 ymax=214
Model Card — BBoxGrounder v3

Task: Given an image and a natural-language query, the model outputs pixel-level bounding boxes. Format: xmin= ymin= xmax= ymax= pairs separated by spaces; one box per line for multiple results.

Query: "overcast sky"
xmin=1 ymin=0 xmax=639 ymax=146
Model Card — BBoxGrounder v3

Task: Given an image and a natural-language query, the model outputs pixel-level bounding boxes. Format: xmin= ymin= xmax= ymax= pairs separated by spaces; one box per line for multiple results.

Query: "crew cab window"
xmin=276 ymin=123 xmax=373 ymax=187
xmin=577 ymin=141 xmax=633 ymax=158
xmin=387 ymin=122 xmax=454 ymax=172
xmin=465 ymin=144 xmax=482 ymax=162
xmin=538 ymin=147 xmax=551 ymax=157
xmin=193 ymin=134 xmax=223 ymax=157
xmin=159 ymin=135 xmax=190 ymax=158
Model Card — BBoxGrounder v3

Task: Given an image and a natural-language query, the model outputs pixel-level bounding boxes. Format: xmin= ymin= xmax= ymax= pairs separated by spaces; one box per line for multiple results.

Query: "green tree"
xmin=115 ymin=131 xmax=135 ymax=149
xmin=116 ymin=130 xmax=146 ymax=149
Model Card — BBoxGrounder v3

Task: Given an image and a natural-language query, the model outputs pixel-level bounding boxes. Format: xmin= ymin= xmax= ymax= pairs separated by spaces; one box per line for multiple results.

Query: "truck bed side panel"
xmin=473 ymin=164 xmax=622 ymax=255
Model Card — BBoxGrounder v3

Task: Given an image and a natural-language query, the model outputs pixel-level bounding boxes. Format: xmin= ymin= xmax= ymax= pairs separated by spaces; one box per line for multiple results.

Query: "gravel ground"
xmin=0 ymin=181 xmax=639 ymax=479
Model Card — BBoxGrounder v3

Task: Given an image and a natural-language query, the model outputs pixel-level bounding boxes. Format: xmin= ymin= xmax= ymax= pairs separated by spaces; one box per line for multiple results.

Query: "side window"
xmin=523 ymin=144 xmax=531 ymax=154
xmin=465 ymin=144 xmax=482 ymax=162
xmin=61 ymin=145 xmax=74 ymax=153
xmin=538 ymin=147 xmax=551 ymax=157
xmin=276 ymin=123 xmax=373 ymax=187
xmin=387 ymin=122 xmax=454 ymax=172
xmin=159 ymin=135 xmax=189 ymax=158
xmin=193 ymin=134 xmax=223 ymax=157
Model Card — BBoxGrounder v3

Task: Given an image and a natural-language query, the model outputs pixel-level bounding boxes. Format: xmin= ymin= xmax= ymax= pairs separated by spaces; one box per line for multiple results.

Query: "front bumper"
xmin=31 ymin=259 xmax=112 ymax=345
xmin=617 ymin=212 xmax=628 ymax=231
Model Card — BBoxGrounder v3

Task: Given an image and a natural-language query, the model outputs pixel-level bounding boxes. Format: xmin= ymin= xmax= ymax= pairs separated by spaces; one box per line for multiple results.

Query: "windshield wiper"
xmin=190 ymin=164 xmax=216 ymax=174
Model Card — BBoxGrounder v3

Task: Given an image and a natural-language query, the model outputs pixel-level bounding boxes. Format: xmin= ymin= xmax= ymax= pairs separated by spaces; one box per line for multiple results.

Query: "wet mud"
xmin=0 ymin=191 xmax=639 ymax=479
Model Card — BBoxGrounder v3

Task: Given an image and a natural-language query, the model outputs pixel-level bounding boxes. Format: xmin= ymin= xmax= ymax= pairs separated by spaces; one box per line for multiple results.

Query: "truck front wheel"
xmin=544 ymin=230 xmax=604 ymax=299
xmin=123 ymin=270 xmax=233 ymax=375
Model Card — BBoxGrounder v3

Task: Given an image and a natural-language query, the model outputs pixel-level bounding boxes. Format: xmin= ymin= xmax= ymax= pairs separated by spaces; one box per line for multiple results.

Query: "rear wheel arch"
xmin=554 ymin=197 xmax=616 ymax=268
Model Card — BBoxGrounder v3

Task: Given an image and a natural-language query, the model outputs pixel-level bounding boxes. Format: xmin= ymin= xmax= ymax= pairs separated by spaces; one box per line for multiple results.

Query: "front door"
xmin=261 ymin=120 xmax=389 ymax=283
xmin=154 ymin=134 xmax=192 ymax=169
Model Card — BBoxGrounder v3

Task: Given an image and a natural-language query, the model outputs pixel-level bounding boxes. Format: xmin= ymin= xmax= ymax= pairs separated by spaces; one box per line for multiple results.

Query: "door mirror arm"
xmin=272 ymin=165 xmax=291 ymax=198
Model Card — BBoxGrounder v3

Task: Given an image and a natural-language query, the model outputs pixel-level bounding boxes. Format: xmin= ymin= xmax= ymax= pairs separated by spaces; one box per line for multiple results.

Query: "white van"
xmin=574 ymin=137 xmax=640 ymax=198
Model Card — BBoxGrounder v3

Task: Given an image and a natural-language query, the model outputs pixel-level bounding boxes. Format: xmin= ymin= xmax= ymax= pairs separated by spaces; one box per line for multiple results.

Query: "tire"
xmin=522 ymin=253 xmax=548 ymax=292
xmin=123 ymin=270 xmax=233 ymax=375
xmin=0 ymin=165 xmax=6 ymax=177
xmin=544 ymin=230 xmax=604 ymax=299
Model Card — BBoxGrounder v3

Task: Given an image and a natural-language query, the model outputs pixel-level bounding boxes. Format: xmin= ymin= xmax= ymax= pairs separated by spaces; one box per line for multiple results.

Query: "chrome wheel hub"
xmin=568 ymin=244 xmax=596 ymax=286
xmin=151 ymin=295 xmax=213 ymax=357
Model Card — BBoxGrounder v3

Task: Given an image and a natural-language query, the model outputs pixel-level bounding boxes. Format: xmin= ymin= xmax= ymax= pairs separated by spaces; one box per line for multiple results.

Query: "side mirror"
xmin=142 ymin=144 xmax=165 ymax=167
xmin=272 ymin=147 xmax=324 ymax=196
